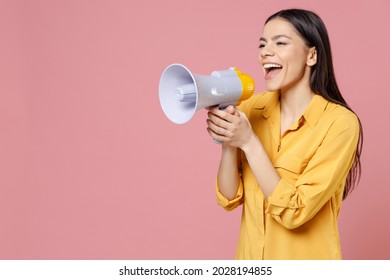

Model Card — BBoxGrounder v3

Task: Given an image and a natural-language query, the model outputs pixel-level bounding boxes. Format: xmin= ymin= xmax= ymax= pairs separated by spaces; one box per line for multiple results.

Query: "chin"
xmin=264 ymin=82 xmax=281 ymax=92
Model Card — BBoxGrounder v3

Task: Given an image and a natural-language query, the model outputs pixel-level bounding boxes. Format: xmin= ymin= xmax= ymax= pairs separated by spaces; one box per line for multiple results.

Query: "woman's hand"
xmin=206 ymin=105 xmax=255 ymax=149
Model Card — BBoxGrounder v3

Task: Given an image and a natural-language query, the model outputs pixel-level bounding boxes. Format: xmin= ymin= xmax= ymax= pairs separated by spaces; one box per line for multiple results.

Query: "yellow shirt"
xmin=216 ymin=91 xmax=360 ymax=260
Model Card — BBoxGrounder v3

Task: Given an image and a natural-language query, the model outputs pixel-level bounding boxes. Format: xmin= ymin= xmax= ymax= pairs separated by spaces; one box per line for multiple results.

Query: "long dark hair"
xmin=266 ymin=9 xmax=363 ymax=200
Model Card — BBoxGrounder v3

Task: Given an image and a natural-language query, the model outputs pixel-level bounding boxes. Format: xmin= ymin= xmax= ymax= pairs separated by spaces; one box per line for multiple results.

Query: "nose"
xmin=259 ymin=44 xmax=274 ymax=59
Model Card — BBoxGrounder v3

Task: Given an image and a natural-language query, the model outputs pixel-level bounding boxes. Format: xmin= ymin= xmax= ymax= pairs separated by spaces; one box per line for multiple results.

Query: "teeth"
xmin=263 ymin=63 xmax=282 ymax=69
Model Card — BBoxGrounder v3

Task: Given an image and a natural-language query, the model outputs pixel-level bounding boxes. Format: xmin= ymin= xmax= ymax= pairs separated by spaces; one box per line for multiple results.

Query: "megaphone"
xmin=159 ymin=63 xmax=255 ymax=124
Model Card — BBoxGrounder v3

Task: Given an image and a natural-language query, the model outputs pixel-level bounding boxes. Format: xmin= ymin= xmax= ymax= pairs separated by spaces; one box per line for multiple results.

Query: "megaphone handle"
xmin=211 ymin=104 xmax=230 ymax=145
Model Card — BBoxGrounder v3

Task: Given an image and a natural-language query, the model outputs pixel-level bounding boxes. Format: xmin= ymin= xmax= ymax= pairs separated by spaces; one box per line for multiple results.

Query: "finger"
xmin=206 ymin=127 xmax=229 ymax=143
xmin=208 ymin=107 xmax=238 ymax=123
xmin=206 ymin=118 xmax=232 ymax=137
xmin=223 ymin=105 xmax=236 ymax=114
xmin=233 ymin=106 xmax=240 ymax=116
xmin=235 ymin=108 xmax=249 ymax=121
xmin=207 ymin=111 xmax=236 ymax=132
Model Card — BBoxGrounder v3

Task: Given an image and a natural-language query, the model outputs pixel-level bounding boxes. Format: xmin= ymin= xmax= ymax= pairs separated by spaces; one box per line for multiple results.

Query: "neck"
xmin=280 ymin=88 xmax=314 ymax=118
xmin=278 ymin=86 xmax=314 ymax=136
xmin=279 ymin=70 xmax=314 ymax=119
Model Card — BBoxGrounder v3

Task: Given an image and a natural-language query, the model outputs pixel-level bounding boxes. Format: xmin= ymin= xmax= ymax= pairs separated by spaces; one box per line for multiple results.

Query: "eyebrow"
xmin=259 ymin=34 xmax=293 ymax=42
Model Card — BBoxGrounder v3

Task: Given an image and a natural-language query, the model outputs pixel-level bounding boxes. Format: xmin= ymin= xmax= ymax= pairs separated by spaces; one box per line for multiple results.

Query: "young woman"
xmin=206 ymin=9 xmax=363 ymax=259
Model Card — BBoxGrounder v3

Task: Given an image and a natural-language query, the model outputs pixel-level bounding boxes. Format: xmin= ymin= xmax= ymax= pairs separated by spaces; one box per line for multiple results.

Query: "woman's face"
xmin=258 ymin=18 xmax=315 ymax=93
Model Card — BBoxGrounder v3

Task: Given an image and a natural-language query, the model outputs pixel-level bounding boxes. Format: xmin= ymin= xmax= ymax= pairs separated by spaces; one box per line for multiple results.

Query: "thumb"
xmin=235 ymin=108 xmax=247 ymax=120
xmin=224 ymin=105 xmax=236 ymax=115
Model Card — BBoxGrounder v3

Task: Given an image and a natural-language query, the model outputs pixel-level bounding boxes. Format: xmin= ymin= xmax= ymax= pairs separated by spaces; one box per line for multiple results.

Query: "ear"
xmin=307 ymin=47 xmax=317 ymax=66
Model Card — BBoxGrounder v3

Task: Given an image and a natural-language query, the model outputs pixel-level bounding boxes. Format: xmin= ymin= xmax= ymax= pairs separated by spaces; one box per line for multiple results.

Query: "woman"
xmin=206 ymin=9 xmax=363 ymax=259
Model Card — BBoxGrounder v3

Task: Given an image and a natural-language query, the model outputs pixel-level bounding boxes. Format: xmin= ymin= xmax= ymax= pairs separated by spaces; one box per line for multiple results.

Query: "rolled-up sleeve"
xmin=266 ymin=113 xmax=360 ymax=229
xmin=216 ymin=178 xmax=244 ymax=211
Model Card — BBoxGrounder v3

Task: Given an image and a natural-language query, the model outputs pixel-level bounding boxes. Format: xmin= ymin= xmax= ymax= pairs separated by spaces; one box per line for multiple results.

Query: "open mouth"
xmin=263 ymin=63 xmax=283 ymax=79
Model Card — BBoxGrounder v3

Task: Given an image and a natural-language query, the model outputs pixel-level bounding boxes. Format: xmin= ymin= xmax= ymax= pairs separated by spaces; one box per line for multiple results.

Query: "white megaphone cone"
xmin=159 ymin=64 xmax=255 ymax=124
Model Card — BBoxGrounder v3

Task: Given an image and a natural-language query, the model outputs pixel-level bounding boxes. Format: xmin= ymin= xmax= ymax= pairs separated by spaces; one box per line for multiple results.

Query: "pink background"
xmin=1 ymin=0 xmax=389 ymax=260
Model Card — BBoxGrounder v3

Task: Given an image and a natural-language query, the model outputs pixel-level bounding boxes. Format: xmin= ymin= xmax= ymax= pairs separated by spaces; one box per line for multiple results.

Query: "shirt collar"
xmin=253 ymin=91 xmax=329 ymax=128
xmin=303 ymin=94 xmax=329 ymax=128
xmin=253 ymin=91 xmax=280 ymax=119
